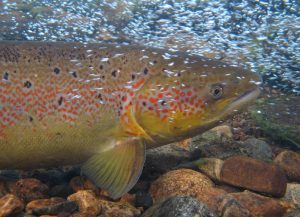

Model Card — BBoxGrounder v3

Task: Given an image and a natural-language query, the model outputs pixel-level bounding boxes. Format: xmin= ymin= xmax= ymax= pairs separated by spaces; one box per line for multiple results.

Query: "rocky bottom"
xmin=0 ymin=110 xmax=299 ymax=217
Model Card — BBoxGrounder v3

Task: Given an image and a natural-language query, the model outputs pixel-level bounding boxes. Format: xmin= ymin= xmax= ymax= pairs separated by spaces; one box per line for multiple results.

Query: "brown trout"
xmin=0 ymin=41 xmax=260 ymax=198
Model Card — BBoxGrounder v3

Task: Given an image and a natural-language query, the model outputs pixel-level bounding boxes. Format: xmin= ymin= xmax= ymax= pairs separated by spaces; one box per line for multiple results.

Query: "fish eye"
xmin=210 ymin=85 xmax=223 ymax=99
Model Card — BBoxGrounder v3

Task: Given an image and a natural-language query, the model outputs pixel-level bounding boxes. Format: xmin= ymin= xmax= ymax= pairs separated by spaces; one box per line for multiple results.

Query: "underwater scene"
xmin=0 ymin=0 xmax=299 ymax=216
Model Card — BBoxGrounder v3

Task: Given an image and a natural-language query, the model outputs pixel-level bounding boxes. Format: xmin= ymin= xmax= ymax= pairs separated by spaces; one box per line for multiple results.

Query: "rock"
xmin=120 ymin=193 xmax=136 ymax=206
xmin=26 ymin=197 xmax=64 ymax=213
xmin=49 ymin=184 xmax=74 ymax=198
xmin=67 ymin=190 xmax=101 ymax=216
xmin=239 ymin=138 xmax=273 ymax=162
xmin=0 ymin=194 xmax=24 ymax=217
xmin=230 ymin=191 xmax=290 ymax=217
xmin=14 ymin=178 xmax=49 ymax=202
xmin=274 ymin=151 xmax=300 ymax=182
xmin=150 ymin=169 xmax=214 ymax=203
xmin=69 ymin=176 xmax=98 ymax=194
xmin=99 ymin=199 xmax=142 ymax=217
xmin=29 ymin=169 xmax=68 ymax=187
xmin=26 ymin=197 xmax=78 ymax=216
xmin=210 ymin=125 xmax=233 ymax=138
xmin=142 ymin=196 xmax=217 ymax=217
xmin=283 ymin=209 xmax=300 ymax=217
xmin=284 ymin=183 xmax=300 ymax=208
xmin=218 ymin=194 xmax=251 ymax=217
xmin=135 ymin=192 xmax=153 ymax=209
xmin=220 ymin=156 xmax=287 ymax=197
xmin=144 ymin=144 xmax=192 ymax=180
xmin=193 ymin=158 xmax=224 ymax=181
xmin=149 ymin=169 xmax=226 ymax=212
xmin=0 ymin=182 xmax=9 ymax=197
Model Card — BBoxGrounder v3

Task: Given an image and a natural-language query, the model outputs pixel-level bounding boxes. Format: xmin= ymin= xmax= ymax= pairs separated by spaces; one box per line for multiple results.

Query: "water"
xmin=0 ymin=0 xmax=299 ymax=95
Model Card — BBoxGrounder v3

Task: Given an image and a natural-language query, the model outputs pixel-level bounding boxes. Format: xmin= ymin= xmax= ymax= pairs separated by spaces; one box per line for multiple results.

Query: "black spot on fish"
xmin=144 ymin=68 xmax=148 ymax=75
xmin=54 ymin=67 xmax=60 ymax=75
xmin=24 ymin=81 xmax=32 ymax=88
xmin=112 ymin=70 xmax=117 ymax=77
xmin=142 ymin=102 xmax=147 ymax=106
xmin=58 ymin=96 xmax=64 ymax=106
xmin=29 ymin=116 xmax=33 ymax=122
xmin=71 ymin=71 xmax=77 ymax=78
xmin=101 ymin=75 xmax=105 ymax=80
xmin=153 ymin=60 xmax=157 ymax=64
xmin=97 ymin=93 xmax=103 ymax=101
xmin=99 ymin=65 xmax=103 ymax=70
xmin=131 ymin=74 xmax=136 ymax=80
xmin=3 ymin=72 xmax=9 ymax=80
xmin=161 ymin=100 xmax=166 ymax=106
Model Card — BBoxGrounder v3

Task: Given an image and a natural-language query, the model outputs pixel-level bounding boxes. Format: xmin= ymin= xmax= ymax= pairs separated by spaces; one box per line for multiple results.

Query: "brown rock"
xmin=220 ymin=156 xmax=287 ymax=197
xmin=68 ymin=190 xmax=101 ymax=216
xmin=0 ymin=194 xmax=24 ymax=217
xmin=274 ymin=151 xmax=300 ymax=182
xmin=14 ymin=178 xmax=49 ymax=202
xmin=26 ymin=197 xmax=65 ymax=213
xmin=69 ymin=176 xmax=98 ymax=194
xmin=230 ymin=191 xmax=290 ymax=217
xmin=218 ymin=194 xmax=251 ymax=217
xmin=150 ymin=169 xmax=214 ymax=203
xmin=119 ymin=193 xmax=136 ymax=206
xmin=210 ymin=125 xmax=233 ymax=138
xmin=99 ymin=200 xmax=141 ymax=217
xmin=195 ymin=158 xmax=224 ymax=181
xmin=149 ymin=169 xmax=226 ymax=212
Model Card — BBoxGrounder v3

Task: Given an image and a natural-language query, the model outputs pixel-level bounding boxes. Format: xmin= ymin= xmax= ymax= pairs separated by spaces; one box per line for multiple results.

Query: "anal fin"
xmin=81 ymin=138 xmax=145 ymax=199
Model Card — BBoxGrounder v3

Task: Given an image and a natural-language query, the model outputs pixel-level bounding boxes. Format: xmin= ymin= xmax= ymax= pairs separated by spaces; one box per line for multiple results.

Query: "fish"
xmin=0 ymin=41 xmax=261 ymax=198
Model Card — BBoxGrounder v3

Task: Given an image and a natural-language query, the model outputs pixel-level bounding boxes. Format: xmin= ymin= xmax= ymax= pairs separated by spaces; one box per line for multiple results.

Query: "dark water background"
xmin=0 ymin=0 xmax=299 ymax=148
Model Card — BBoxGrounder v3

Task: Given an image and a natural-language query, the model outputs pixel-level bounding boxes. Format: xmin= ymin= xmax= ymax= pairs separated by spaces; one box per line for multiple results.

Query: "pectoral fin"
xmin=81 ymin=138 xmax=145 ymax=199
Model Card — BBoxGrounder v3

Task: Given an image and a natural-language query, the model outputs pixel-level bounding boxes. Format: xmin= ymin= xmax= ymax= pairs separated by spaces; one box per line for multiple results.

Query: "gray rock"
xmin=142 ymin=196 xmax=217 ymax=217
xmin=239 ymin=138 xmax=273 ymax=162
xmin=283 ymin=209 xmax=300 ymax=217
xmin=284 ymin=183 xmax=300 ymax=208
xmin=218 ymin=194 xmax=251 ymax=217
xmin=144 ymin=144 xmax=192 ymax=180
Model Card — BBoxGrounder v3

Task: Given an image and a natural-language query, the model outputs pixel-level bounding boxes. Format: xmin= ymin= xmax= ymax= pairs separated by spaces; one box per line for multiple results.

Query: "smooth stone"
xmin=283 ymin=209 xmax=300 ymax=217
xmin=67 ymin=190 xmax=101 ymax=216
xmin=135 ymin=192 xmax=153 ymax=209
xmin=14 ymin=178 xmax=49 ymax=202
xmin=274 ymin=151 xmax=300 ymax=182
xmin=26 ymin=197 xmax=65 ymax=213
xmin=26 ymin=198 xmax=78 ymax=216
xmin=220 ymin=156 xmax=287 ymax=197
xmin=150 ymin=169 xmax=214 ymax=203
xmin=144 ymin=143 xmax=192 ymax=179
xmin=194 ymin=158 xmax=224 ymax=182
xmin=99 ymin=199 xmax=141 ymax=217
xmin=29 ymin=169 xmax=67 ymax=187
xmin=230 ymin=191 xmax=290 ymax=217
xmin=210 ymin=125 xmax=233 ymax=138
xmin=142 ymin=196 xmax=217 ymax=217
xmin=218 ymin=194 xmax=251 ymax=217
xmin=0 ymin=194 xmax=24 ymax=217
xmin=49 ymin=183 xmax=74 ymax=198
xmin=239 ymin=138 xmax=273 ymax=162
xmin=284 ymin=183 xmax=300 ymax=208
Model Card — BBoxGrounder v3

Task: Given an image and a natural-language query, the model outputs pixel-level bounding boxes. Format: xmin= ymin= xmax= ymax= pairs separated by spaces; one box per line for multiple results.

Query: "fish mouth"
xmin=222 ymin=87 xmax=261 ymax=116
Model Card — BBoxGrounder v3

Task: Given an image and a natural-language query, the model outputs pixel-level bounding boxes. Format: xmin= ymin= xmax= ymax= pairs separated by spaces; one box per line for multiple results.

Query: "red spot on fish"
xmin=149 ymin=97 xmax=157 ymax=103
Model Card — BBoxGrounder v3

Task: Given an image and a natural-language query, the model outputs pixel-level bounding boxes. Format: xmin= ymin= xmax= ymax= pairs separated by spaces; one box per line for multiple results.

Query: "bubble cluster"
xmin=0 ymin=0 xmax=299 ymax=94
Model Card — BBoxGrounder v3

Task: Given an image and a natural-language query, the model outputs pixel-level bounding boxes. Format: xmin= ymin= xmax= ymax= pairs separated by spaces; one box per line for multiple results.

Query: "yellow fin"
xmin=81 ymin=138 xmax=145 ymax=199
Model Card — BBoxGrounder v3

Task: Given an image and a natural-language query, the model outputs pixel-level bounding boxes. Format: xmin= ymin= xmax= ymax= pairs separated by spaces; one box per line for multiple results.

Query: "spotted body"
xmin=0 ymin=41 xmax=260 ymax=198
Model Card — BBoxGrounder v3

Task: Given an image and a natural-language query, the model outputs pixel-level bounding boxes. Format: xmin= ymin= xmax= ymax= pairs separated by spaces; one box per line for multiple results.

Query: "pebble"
xmin=284 ymin=183 xmax=300 ymax=208
xmin=67 ymin=190 xmax=101 ymax=216
xmin=135 ymin=192 xmax=153 ymax=209
xmin=144 ymin=144 xmax=192 ymax=179
xmin=218 ymin=194 xmax=251 ymax=217
xmin=142 ymin=196 xmax=217 ymax=217
xmin=283 ymin=209 xmax=300 ymax=217
xmin=49 ymin=183 xmax=74 ymax=198
xmin=210 ymin=125 xmax=233 ymax=138
xmin=274 ymin=151 xmax=300 ymax=182
xmin=69 ymin=176 xmax=98 ymax=194
xmin=239 ymin=138 xmax=273 ymax=162
xmin=0 ymin=194 xmax=24 ymax=217
xmin=230 ymin=191 xmax=290 ymax=217
xmin=26 ymin=197 xmax=78 ymax=216
xmin=14 ymin=178 xmax=49 ymax=202
xmin=220 ymin=156 xmax=287 ymax=197
xmin=99 ymin=199 xmax=142 ymax=217
xmin=150 ymin=169 xmax=214 ymax=203
xmin=194 ymin=158 xmax=224 ymax=182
